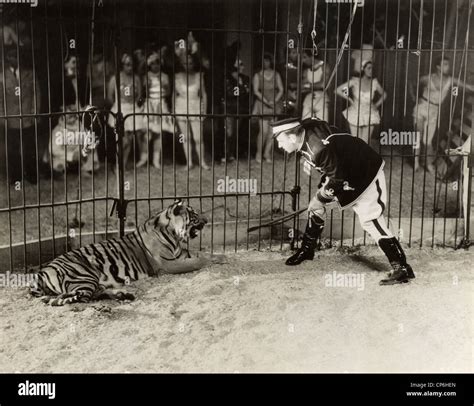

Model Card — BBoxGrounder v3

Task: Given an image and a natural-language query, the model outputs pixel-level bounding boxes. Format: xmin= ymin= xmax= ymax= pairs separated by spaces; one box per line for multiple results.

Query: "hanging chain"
xmin=311 ymin=0 xmax=318 ymax=54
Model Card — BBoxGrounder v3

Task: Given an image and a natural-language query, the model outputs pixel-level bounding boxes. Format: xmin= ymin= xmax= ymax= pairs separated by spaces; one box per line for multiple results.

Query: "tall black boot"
xmin=286 ymin=216 xmax=324 ymax=266
xmin=378 ymin=237 xmax=415 ymax=285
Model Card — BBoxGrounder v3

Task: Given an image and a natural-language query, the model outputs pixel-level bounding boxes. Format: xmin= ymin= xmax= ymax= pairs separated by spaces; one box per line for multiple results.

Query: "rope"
xmin=86 ymin=0 xmax=95 ymax=105
xmin=449 ymin=0 xmax=472 ymax=127
xmin=322 ymin=1 xmax=359 ymax=94
xmin=70 ymin=0 xmax=98 ymax=229
xmin=248 ymin=207 xmax=308 ymax=232
xmin=81 ymin=106 xmax=102 ymax=157
xmin=202 ymin=200 xmax=284 ymax=221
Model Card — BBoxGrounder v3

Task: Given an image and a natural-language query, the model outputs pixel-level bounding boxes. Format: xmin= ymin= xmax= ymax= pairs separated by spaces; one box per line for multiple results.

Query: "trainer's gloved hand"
xmin=303 ymin=160 xmax=313 ymax=176
xmin=316 ymin=188 xmax=335 ymax=203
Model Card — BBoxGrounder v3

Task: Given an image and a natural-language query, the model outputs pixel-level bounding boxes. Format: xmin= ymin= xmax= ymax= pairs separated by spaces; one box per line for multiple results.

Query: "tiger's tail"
xmin=39 ymin=290 xmax=94 ymax=306
xmin=39 ymin=293 xmax=83 ymax=306
xmin=33 ymin=284 xmax=135 ymax=306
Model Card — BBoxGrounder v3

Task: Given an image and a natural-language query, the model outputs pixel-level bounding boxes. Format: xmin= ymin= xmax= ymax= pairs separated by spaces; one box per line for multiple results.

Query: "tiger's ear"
xmin=174 ymin=199 xmax=183 ymax=206
xmin=173 ymin=202 xmax=185 ymax=216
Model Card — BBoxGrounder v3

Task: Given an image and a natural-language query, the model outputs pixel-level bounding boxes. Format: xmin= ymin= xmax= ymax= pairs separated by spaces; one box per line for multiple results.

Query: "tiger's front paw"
xmin=116 ymin=291 xmax=135 ymax=301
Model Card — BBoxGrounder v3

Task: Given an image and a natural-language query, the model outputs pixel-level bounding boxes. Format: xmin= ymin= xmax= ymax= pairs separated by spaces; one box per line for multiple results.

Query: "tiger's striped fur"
xmin=30 ymin=200 xmax=208 ymax=306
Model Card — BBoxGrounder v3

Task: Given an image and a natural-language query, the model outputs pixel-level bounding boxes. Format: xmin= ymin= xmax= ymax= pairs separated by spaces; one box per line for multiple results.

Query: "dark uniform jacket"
xmin=299 ymin=120 xmax=384 ymax=209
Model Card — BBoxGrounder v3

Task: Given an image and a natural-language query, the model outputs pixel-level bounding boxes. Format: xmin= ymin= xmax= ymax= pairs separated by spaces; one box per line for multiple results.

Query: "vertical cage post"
xmin=112 ymin=13 xmax=127 ymax=237
xmin=290 ymin=0 xmax=305 ymax=250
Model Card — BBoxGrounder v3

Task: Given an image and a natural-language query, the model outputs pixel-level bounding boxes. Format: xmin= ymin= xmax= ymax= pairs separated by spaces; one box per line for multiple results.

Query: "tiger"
xmin=30 ymin=200 xmax=212 ymax=306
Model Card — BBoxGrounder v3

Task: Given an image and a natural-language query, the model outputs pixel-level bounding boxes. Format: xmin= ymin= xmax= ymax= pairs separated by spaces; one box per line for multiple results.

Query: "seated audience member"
xmin=43 ymin=105 xmax=99 ymax=176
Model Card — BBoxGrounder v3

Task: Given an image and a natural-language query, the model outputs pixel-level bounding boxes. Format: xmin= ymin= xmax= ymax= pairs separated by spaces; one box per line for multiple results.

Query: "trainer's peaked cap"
xmin=271 ymin=117 xmax=333 ymax=138
xmin=270 ymin=117 xmax=302 ymax=138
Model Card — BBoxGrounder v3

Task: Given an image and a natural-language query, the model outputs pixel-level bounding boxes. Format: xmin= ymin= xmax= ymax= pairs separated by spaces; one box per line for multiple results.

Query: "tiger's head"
xmin=152 ymin=200 xmax=207 ymax=241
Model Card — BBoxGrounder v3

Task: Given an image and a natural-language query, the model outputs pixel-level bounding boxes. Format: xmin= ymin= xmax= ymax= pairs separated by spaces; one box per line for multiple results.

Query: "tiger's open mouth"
xmin=189 ymin=216 xmax=207 ymax=239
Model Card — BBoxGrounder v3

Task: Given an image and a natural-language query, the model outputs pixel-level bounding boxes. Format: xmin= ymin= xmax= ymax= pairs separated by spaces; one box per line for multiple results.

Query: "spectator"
xmin=173 ymin=53 xmax=209 ymax=170
xmin=2 ymin=47 xmax=41 ymax=184
xmin=282 ymin=46 xmax=299 ymax=88
xmin=62 ymin=54 xmax=99 ymax=174
xmin=302 ymin=50 xmax=330 ymax=121
xmin=107 ymin=53 xmax=145 ymax=168
xmin=336 ymin=60 xmax=386 ymax=144
xmin=138 ymin=51 xmax=173 ymax=169
xmin=252 ymin=52 xmax=283 ymax=163
xmin=86 ymin=52 xmax=113 ymax=108
xmin=174 ymin=32 xmax=200 ymax=68
xmin=85 ymin=52 xmax=116 ymax=166
xmin=133 ymin=49 xmax=147 ymax=78
xmin=221 ymin=57 xmax=250 ymax=163
xmin=62 ymin=55 xmax=85 ymax=109
xmin=411 ymin=56 xmax=474 ymax=173
xmin=279 ymin=46 xmax=298 ymax=116
xmin=0 ymin=17 xmax=31 ymax=48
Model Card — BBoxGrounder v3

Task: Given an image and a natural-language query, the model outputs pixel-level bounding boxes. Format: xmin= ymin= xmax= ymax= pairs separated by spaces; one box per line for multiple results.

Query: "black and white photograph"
xmin=0 ymin=0 xmax=473 ymax=394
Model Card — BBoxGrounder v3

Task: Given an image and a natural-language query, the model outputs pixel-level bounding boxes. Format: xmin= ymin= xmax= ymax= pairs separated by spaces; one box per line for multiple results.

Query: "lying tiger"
xmin=30 ymin=200 xmax=217 ymax=306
